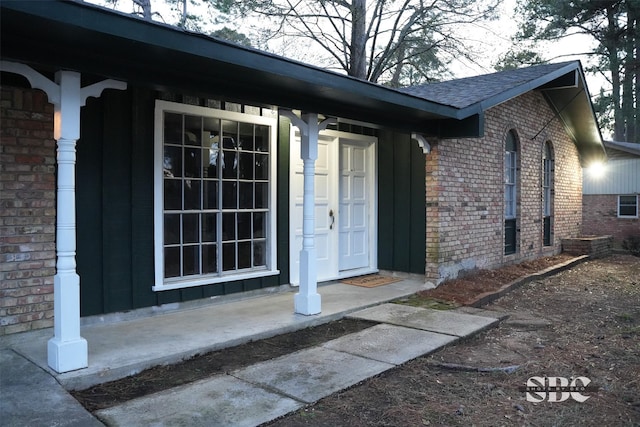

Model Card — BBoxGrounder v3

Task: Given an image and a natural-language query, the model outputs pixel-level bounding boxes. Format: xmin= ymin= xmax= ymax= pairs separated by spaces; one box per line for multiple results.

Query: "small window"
xmin=618 ymin=195 xmax=638 ymax=218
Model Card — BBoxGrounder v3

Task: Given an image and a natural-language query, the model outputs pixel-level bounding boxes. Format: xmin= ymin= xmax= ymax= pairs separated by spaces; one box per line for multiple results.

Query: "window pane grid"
xmin=504 ymin=131 xmax=518 ymax=254
xmin=542 ymin=143 xmax=553 ymax=246
xmin=619 ymin=195 xmax=638 ymax=217
xmin=543 ymin=158 xmax=551 ymax=217
xmin=162 ymin=111 xmax=271 ymax=282
xmin=504 ymin=151 xmax=517 ymax=218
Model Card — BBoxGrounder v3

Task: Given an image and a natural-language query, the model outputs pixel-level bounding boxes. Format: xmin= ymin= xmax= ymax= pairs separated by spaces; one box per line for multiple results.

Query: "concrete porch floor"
xmin=2 ymin=276 xmax=433 ymax=391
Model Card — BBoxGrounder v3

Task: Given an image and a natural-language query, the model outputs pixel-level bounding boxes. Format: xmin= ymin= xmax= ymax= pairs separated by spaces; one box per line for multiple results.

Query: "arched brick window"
xmin=542 ymin=141 xmax=554 ymax=246
xmin=504 ymin=130 xmax=519 ymax=255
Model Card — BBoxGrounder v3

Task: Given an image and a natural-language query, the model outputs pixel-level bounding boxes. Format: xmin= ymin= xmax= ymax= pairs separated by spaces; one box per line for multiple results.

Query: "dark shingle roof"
xmin=401 ymin=62 xmax=577 ymax=109
xmin=604 ymin=140 xmax=640 ymax=158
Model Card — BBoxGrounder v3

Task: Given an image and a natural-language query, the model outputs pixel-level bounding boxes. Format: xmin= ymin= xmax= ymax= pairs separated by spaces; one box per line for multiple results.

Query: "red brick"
xmin=426 ymin=91 xmax=581 ymax=283
xmin=1 ymin=86 xmax=55 ymax=335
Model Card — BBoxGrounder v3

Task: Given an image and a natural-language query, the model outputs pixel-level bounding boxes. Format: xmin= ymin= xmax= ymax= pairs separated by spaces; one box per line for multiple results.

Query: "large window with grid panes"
xmin=153 ymin=101 xmax=278 ymax=291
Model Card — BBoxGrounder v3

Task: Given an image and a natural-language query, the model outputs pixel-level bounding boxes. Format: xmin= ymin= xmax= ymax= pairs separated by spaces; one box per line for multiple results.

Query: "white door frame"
xmin=289 ymin=128 xmax=378 ymax=285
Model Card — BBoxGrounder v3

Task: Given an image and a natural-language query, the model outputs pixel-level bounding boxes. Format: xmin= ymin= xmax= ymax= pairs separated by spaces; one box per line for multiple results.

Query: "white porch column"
xmin=281 ymin=111 xmax=335 ymax=315
xmin=48 ymin=71 xmax=87 ymax=373
xmin=0 ymin=61 xmax=126 ymax=373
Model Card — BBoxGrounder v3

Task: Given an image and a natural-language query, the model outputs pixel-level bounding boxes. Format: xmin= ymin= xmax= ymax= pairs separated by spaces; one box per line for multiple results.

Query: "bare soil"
xmin=414 ymin=253 xmax=577 ymax=306
xmin=73 ymin=254 xmax=640 ymax=426
xmin=71 ymin=318 xmax=377 ymax=412
xmin=267 ymin=254 xmax=640 ymax=427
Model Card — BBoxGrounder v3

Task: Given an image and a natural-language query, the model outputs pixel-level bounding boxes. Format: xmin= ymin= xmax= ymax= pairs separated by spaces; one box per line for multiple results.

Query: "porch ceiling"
xmin=0 ymin=0 xmax=474 ymax=138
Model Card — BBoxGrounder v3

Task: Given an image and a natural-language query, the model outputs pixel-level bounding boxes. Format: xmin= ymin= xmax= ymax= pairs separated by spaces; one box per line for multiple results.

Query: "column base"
xmin=48 ymin=337 xmax=88 ymax=373
xmin=294 ymin=292 xmax=321 ymax=315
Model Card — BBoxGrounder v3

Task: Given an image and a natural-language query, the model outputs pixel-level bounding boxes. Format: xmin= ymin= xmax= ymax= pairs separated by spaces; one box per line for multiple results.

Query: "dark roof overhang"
xmin=0 ymin=0 xmax=470 ymax=137
xmin=538 ymin=65 xmax=606 ymax=166
xmin=603 ymin=140 xmax=640 ymax=158
xmin=402 ymin=61 xmax=607 ymax=166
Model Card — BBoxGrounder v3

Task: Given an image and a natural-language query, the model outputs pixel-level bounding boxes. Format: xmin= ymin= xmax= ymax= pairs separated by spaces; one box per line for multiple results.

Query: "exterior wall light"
xmin=586 ymin=160 xmax=606 ymax=179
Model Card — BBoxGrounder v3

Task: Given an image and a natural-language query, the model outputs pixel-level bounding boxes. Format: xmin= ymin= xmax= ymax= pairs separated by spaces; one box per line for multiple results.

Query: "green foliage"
xmin=622 ymin=235 xmax=640 ymax=257
xmin=514 ymin=0 xmax=639 ymax=142
xmin=515 ymin=0 xmax=622 ymax=42
xmin=592 ymin=87 xmax=615 ymax=134
xmin=494 ymin=49 xmax=546 ymax=71
xmin=98 ymin=0 xmax=255 ymax=48
xmin=211 ymin=27 xmax=253 ymax=47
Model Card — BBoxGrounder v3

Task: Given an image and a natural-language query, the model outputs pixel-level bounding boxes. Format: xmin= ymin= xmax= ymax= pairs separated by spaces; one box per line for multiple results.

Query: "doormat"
xmin=341 ymin=274 xmax=402 ymax=288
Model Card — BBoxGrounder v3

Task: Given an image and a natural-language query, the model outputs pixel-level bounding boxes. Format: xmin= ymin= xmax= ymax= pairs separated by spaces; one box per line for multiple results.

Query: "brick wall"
xmin=426 ymin=91 xmax=582 ymax=283
xmin=582 ymin=194 xmax=640 ymax=246
xmin=562 ymin=236 xmax=613 ymax=257
xmin=1 ymin=86 xmax=56 ymax=335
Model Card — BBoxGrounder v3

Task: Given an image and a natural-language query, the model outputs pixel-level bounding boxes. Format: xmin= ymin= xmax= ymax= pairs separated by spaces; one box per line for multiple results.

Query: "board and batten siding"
xmin=583 ymin=158 xmax=640 ymax=195
xmin=75 ymin=88 xmax=428 ymax=317
xmin=377 ymin=130 xmax=427 ymax=275
xmin=76 ymin=88 xmax=288 ymax=317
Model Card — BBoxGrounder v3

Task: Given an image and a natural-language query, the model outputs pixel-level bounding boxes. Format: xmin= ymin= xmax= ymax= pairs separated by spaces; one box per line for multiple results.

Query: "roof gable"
xmin=401 ymin=62 xmax=577 ymax=111
xmin=402 ymin=61 xmax=605 ymax=164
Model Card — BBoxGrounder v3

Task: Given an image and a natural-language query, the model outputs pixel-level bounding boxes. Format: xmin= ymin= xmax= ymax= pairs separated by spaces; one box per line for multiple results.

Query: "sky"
xmin=85 ymin=0 xmax=605 ymax=99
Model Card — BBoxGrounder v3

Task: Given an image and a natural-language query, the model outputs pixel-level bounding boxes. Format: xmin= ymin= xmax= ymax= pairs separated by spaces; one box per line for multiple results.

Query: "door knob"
xmin=329 ymin=209 xmax=335 ymax=230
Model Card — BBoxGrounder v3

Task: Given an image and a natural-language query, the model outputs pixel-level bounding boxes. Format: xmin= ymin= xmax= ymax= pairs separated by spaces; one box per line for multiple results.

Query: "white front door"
xmin=289 ymin=129 xmax=376 ymax=285
xmin=339 ymin=140 xmax=370 ymax=271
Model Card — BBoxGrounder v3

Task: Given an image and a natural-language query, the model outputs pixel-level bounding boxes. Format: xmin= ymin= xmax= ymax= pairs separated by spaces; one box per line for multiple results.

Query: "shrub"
xmin=622 ymin=235 xmax=640 ymax=257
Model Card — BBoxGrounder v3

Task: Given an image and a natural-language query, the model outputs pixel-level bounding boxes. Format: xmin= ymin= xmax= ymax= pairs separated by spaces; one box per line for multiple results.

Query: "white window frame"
xmin=618 ymin=195 xmax=639 ymax=218
xmin=505 ymin=150 xmax=517 ymax=219
xmin=542 ymin=145 xmax=552 ymax=217
xmin=153 ymin=100 xmax=279 ymax=291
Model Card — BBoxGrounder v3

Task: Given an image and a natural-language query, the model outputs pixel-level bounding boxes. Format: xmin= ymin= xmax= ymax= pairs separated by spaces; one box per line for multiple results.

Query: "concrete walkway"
xmin=0 ymin=349 xmax=103 ymax=427
xmin=0 ymin=278 xmax=502 ymax=427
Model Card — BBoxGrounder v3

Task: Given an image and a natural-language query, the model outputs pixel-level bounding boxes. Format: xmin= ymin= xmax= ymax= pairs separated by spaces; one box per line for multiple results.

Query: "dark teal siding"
xmin=101 ymin=90 xmax=134 ymax=313
xmin=77 ymin=88 xmax=289 ymax=316
xmin=377 ymin=130 xmax=426 ymax=275
xmin=77 ymin=96 xmax=105 ymax=316
xmin=76 ymin=88 xmax=425 ymax=316
xmin=130 ymin=88 xmax=157 ymax=309
xmin=276 ymin=117 xmax=291 ymax=285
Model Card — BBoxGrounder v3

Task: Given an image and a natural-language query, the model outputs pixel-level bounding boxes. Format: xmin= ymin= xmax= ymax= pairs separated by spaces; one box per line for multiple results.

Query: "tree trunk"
xmin=606 ymin=5 xmax=625 ymax=140
xmin=388 ymin=46 xmax=406 ymax=88
xmin=623 ymin=1 xmax=637 ymax=142
xmin=632 ymin=1 xmax=640 ymax=142
xmin=349 ymin=0 xmax=367 ymax=79
xmin=180 ymin=0 xmax=188 ymax=28
xmin=133 ymin=0 xmax=152 ymax=21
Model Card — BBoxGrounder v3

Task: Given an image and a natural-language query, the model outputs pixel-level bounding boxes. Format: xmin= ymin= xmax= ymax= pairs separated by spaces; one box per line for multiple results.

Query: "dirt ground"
xmin=266 ymin=254 xmax=640 ymax=427
xmin=74 ymin=254 xmax=640 ymax=426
